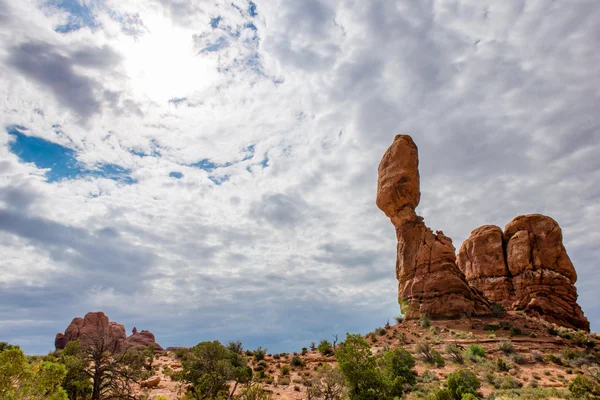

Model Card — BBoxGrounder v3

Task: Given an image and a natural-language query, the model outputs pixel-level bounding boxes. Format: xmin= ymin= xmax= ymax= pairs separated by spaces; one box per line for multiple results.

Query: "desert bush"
xmin=253 ymin=347 xmax=267 ymax=362
xmin=420 ymin=313 xmax=432 ymax=328
xmin=464 ymin=344 xmax=485 ymax=362
xmin=376 ymin=327 xmax=387 ymax=336
xmin=446 ymin=369 xmax=481 ymax=399
xmin=547 ymin=326 xmax=559 ymax=336
xmin=499 ymin=322 xmax=512 ymax=330
xmin=497 ymin=341 xmax=514 ymax=354
xmin=302 ymin=347 xmax=308 ymax=356
xmin=395 ymin=315 xmax=404 ymax=324
xmin=546 ymin=354 xmax=563 ymax=366
xmin=510 ymin=327 xmax=522 ymax=336
xmin=531 ymin=351 xmax=544 ymax=363
xmin=272 ymin=353 xmax=280 ymax=360
xmin=420 ymin=370 xmax=439 ymax=383
xmin=511 ymin=353 xmax=526 ymax=365
xmin=445 ymin=343 xmax=464 ymax=364
xmin=484 ymin=324 xmax=500 ymax=332
xmin=318 ymin=340 xmax=334 ymax=356
xmin=310 ymin=341 xmax=316 ymax=351
xmin=278 ymin=376 xmax=291 ymax=386
xmin=280 ymin=364 xmax=291 ymax=376
xmin=237 ymin=384 xmax=271 ymax=400
xmin=499 ymin=375 xmax=523 ymax=390
xmin=569 ymin=375 xmax=600 ymax=399
xmin=496 ymin=357 xmax=510 ymax=372
xmin=227 ymin=340 xmax=244 ymax=354
xmin=307 ymin=364 xmax=346 ymax=400
xmin=290 ymin=355 xmax=304 ymax=367
xmin=490 ymin=303 xmax=506 ymax=317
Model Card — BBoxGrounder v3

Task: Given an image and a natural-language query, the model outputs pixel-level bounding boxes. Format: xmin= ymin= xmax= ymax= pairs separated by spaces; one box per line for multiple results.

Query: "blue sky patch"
xmin=169 ymin=171 xmax=183 ymax=179
xmin=49 ymin=0 xmax=99 ymax=33
xmin=210 ymin=16 xmax=222 ymax=28
xmin=209 ymin=175 xmax=230 ymax=185
xmin=7 ymin=126 xmax=134 ymax=184
xmin=200 ymin=37 xmax=228 ymax=53
xmin=248 ymin=1 xmax=258 ymax=17
xmin=191 ymin=158 xmax=218 ymax=171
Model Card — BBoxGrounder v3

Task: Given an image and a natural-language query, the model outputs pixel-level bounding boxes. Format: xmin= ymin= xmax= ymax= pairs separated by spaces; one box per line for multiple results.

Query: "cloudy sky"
xmin=0 ymin=0 xmax=598 ymax=354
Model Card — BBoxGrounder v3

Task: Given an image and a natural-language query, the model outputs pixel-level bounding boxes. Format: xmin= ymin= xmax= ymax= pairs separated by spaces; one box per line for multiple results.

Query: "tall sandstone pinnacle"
xmin=376 ymin=135 xmax=491 ymax=319
xmin=457 ymin=215 xmax=590 ymax=331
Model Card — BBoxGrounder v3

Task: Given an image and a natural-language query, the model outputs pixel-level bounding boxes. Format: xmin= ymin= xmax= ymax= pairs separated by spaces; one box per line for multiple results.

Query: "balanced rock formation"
xmin=458 ymin=215 xmax=589 ymax=330
xmin=55 ymin=311 xmax=162 ymax=351
xmin=376 ymin=135 xmax=491 ymax=319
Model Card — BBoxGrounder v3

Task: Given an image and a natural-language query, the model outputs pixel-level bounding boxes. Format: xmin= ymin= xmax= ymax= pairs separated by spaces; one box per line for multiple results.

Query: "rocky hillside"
xmin=133 ymin=312 xmax=599 ymax=399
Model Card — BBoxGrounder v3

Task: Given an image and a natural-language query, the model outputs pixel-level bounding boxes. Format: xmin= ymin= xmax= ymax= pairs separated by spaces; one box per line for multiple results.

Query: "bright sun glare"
xmin=119 ymin=13 xmax=220 ymax=103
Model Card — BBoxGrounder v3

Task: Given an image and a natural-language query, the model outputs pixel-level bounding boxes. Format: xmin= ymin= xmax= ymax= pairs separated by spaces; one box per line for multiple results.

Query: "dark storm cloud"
xmin=6 ymin=40 xmax=122 ymax=118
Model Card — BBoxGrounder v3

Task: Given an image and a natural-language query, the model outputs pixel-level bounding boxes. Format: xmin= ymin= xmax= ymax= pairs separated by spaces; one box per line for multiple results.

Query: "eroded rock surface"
xmin=377 ymin=135 xmax=491 ymax=319
xmin=55 ymin=311 xmax=162 ymax=351
xmin=457 ymin=215 xmax=589 ymax=331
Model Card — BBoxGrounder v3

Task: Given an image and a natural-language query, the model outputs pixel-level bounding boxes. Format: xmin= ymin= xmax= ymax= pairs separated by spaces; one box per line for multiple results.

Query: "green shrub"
xmin=317 ymin=340 xmax=334 ymax=356
xmin=416 ymin=340 xmax=435 ymax=363
xmin=446 ymin=369 xmax=481 ymax=399
xmin=335 ymin=333 xmax=384 ymax=399
xmin=379 ymin=347 xmax=417 ymax=395
xmin=445 ymin=343 xmax=464 ymax=364
xmin=420 ymin=313 xmax=432 ymax=328
xmin=484 ymin=324 xmax=499 ymax=332
xmin=376 ymin=327 xmax=387 ymax=336
xmin=395 ymin=315 xmax=404 ymax=324
xmin=290 ymin=355 xmax=304 ymax=367
xmin=490 ymin=303 xmax=506 ymax=317
xmin=547 ymin=354 xmax=563 ymax=365
xmin=496 ymin=357 xmax=510 ymax=372
xmin=510 ymin=326 xmax=522 ymax=336
xmin=280 ymin=364 xmax=290 ymax=375
xmin=497 ymin=341 xmax=514 ymax=354
xmin=464 ymin=344 xmax=485 ymax=362
xmin=499 ymin=322 xmax=512 ymax=330
xmin=569 ymin=375 xmax=600 ymax=399
xmin=499 ymin=375 xmax=523 ymax=390
xmin=420 ymin=370 xmax=439 ymax=383
xmin=253 ymin=346 xmax=267 ymax=361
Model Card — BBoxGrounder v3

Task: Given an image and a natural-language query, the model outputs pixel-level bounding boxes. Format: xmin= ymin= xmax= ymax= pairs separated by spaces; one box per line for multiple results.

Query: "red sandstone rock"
xmin=55 ymin=312 xmax=162 ymax=351
xmin=504 ymin=214 xmax=588 ymax=330
xmin=140 ymin=376 xmax=161 ymax=388
xmin=457 ymin=215 xmax=589 ymax=331
xmin=124 ymin=330 xmax=164 ymax=351
xmin=377 ymin=135 xmax=491 ymax=319
xmin=456 ymin=225 xmax=513 ymax=307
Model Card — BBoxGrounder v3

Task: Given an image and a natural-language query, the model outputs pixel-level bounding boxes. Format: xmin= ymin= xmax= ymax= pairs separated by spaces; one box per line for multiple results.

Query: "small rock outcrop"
xmin=376 ymin=135 xmax=491 ymax=319
xmin=55 ymin=312 xmax=162 ymax=351
xmin=125 ymin=330 xmax=164 ymax=351
xmin=458 ymin=215 xmax=589 ymax=330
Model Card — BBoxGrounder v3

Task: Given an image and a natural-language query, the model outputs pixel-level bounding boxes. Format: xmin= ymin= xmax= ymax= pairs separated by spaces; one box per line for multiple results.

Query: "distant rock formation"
xmin=458 ymin=215 xmax=589 ymax=330
xmin=376 ymin=135 xmax=491 ymax=319
xmin=55 ymin=311 xmax=163 ymax=351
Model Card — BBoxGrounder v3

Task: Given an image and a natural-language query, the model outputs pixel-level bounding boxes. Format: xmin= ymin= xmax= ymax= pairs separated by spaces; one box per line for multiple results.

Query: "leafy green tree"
xmin=446 ymin=369 xmax=480 ymax=400
xmin=55 ymin=341 xmax=92 ymax=400
xmin=378 ymin=348 xmax=416 ymax=396
xmin=318 ymin=340 xmax=334 ymax=356
xmin=0 ymin=346 xmax=68 ymax=400
xmin=182 ymin=340 xmax=251 ymax=400
xmin=335 ymin=333 xmax=383 ymax=400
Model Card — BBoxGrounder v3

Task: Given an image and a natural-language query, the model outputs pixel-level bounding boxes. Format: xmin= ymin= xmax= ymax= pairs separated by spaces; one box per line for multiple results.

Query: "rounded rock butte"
xmin=458 ymin=214 xmax=589 ymax=330
xmin=55 ymin=311 xmax=163 ymax=351
xmin=377 ymin=135 xmax=589 ymax=330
